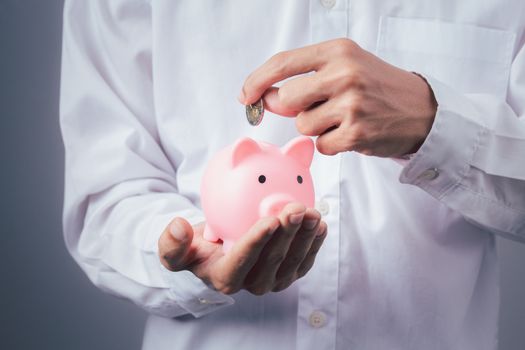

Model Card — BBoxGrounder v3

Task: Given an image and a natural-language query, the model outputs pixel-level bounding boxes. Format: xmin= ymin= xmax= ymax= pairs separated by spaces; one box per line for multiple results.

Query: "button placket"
xmin=298 ymin=2 xmax=347 ymax=347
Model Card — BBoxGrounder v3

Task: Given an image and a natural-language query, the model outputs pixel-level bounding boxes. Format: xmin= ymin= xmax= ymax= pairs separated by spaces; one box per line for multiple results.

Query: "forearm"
xmin=399 ymin=73 xmax=525 ymax=241
xmin=64 ymin=179 xmax=234 ymax=317
xmin=60 ymin=0 xmax=233 ymax=317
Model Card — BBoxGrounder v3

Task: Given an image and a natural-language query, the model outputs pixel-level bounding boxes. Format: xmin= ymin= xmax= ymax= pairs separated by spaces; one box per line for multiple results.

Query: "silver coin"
xmin=246 ymin=98 xmax=264 ymax=126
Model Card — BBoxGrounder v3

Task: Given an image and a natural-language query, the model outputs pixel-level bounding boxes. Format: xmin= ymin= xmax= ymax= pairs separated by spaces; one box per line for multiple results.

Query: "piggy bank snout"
xmin=259 ymin=193 xmax=297 ymax=217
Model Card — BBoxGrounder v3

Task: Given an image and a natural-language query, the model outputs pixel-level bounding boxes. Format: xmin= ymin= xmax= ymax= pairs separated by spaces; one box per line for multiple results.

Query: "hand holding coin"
xmin=238 ymin=38 xmax=437 ymax=157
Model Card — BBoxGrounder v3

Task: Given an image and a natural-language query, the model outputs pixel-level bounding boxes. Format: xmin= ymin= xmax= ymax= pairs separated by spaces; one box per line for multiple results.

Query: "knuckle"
xmin=332 ymin=38 xmax=359 ymax=56
xmin=247 ymin=285 xmax=268 ymax=296
xmin=243 ymin=72 xmax=256 ymax=90
xmin=277 ymin=85 xmax=294 ymax=107
xmin=286 ymin=254 xmax=304 ymax=267
xmin=339 ymin=95 xmax=364 ymax=117
xmin=269 ymin=52 xmax=289 ymax=75
xmin=268 ymin=252 xmax=286 ymax=266
xmin=295 ymin=114 xmax=315 ymax=136
xmin=337 ymin=97 xmax=352 ymax=114
xmin=340 ymin=67 xmax=363 ymax=90
xmin=354 ymin=94 xmax=367 ymax=113
xmin=273 ymin=279 xmax=293 ymax=292
xmin=337 ymin=65 xmax=354 ymax=81
xmin=346 ymin=126 xmax=366 ymax=150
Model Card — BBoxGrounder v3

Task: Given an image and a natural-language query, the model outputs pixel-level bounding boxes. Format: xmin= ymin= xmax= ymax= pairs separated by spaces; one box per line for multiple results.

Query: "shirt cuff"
xmin=398 ymin=75 xmax=486 ymax=200
xmin=159 ymin=265 xmax=235 ymax=318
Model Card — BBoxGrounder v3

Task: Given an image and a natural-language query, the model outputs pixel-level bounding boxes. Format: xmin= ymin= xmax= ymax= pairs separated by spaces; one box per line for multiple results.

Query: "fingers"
xmin=262 ymin=87 xmax=298 ymax=117
xmin=243 ymin=203 xmax=307 ymax=295
xmin=240 ymin=44 xmax=325 ymax=105
xmin=296 ymin=221 xmax=328 ymax=278
xmin=295 ymin=98 xmax=341 ymax=137
xmin=272 ymin=208 xmax=322 ymax=291
xmin=158 ymin=218 xmax=194 ymax=272
xmin=315 ymin=118 xmax=362 ymax=156
xmin=277 ymin=74 xmax=330 ymax=112
xmin=212 ymin=217 xmax=280 ymax=294
xmin=209 ymin=204 xmax=328 ymax=296
xmin=263 ymin=75 xmax=329 ymax=117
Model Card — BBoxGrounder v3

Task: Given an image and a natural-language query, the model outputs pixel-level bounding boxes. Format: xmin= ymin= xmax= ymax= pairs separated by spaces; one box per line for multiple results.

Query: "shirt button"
xmin=418 ymin=168 xmax=439 ymax=181
xmin=198 ymin=297 xmax=226 ymax=305
xmin=309 ymin=310 xmax=327 ymax=328
xmin=320 ymin=0 xmax=336 ymax=9
xmin=316 ymin=199 xmax=330 ymax=216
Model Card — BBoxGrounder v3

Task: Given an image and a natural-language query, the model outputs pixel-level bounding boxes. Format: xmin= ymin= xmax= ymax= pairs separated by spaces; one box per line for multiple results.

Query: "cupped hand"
xmin=158 ymin=203 xmax=327 ymax=295
xmin=239 ymin=38 xmax=437 ymax=157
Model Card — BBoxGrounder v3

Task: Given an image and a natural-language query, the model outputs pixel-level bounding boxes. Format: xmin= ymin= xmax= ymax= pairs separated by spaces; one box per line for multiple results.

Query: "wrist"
xmin=407 ymin=71 xmax=438 ymax=154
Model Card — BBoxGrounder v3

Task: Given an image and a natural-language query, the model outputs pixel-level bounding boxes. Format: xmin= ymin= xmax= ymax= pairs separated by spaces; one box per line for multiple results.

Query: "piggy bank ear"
xmin=231 ymin=137 xmax=261 ymax=167
xmin=282 ymin=136 xmax=314 ymax=167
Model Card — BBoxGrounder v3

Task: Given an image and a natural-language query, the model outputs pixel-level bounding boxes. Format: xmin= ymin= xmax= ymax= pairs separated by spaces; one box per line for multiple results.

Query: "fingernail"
xmin=289 ymin=212 xmax=305 ymax=225
xmin=303 ymin=219 xmax=318 ymax=230
xmin=170 ymin=220 xmax=187 ymax=241
xmin=315 ymin=227 xmax=326 ymax=237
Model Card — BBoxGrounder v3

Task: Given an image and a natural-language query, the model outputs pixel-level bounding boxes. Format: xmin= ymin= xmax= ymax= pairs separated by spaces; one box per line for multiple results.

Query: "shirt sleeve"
xmin=399 ymin=37 xmax=525 ymax=242
xmin=60 ymin=0 xmax=233 ymax=318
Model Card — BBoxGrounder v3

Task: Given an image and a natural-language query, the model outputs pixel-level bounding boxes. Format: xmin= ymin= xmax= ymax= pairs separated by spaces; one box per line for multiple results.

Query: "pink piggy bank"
xmin=200 ymin=136 xmax=315 ymax=252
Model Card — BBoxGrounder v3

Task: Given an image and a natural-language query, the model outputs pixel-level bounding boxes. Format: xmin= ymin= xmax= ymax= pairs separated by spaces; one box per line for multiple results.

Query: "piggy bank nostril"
xmin=269 ymin=202 xmax=286 ymax=216
xmin=259 ymin=194 xmax=295 ymax=217
xmin=269 ymin=206 xmax=281 ymax=216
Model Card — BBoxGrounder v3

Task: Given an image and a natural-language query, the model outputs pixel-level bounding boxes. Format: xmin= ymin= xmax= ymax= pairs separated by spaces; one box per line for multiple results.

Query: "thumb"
xmin=262 ymin=87 xmax=300 ymax=117
xmin=158 ymin=217 xmax=194 ymax=272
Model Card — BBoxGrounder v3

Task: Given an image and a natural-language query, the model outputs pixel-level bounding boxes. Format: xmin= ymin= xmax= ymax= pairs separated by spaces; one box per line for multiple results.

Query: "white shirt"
xmin=60 ymin=1 xmax=525 ymax=349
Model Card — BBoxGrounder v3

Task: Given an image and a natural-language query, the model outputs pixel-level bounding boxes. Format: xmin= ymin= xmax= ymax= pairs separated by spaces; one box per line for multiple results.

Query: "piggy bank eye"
xmin=258 ymin=175 xmax=266 ymax=184
xmin=297 ymin=175 xmax=303 ymax=184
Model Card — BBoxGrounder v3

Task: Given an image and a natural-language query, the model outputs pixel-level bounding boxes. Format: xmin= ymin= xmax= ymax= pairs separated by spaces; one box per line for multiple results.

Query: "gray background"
xmin=1 ymin=1 xmax=523 ymax=349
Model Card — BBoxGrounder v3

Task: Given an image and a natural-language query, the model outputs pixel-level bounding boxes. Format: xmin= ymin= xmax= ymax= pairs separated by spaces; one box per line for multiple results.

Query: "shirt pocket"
xmin=376 ymin=16 xmax=516 ymax=98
